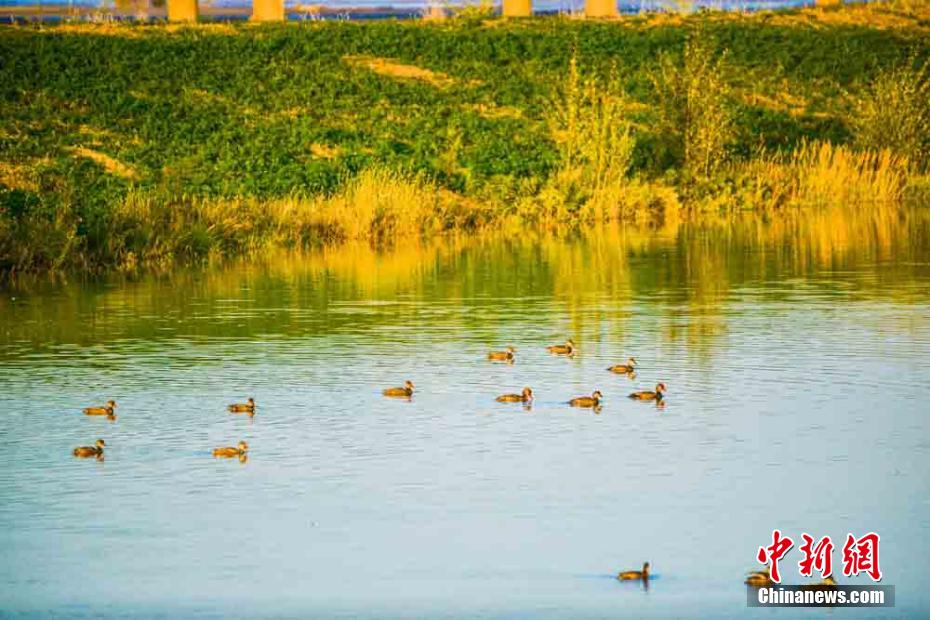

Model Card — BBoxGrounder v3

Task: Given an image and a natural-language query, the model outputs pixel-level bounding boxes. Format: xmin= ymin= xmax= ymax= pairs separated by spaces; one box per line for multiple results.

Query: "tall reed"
xmin=736 ymin=141 xmax=910 ymax=210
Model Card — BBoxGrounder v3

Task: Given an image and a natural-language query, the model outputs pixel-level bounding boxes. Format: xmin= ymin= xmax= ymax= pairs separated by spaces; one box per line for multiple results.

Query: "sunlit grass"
xmin=737 ymin=141 xmax=910 ymax=210
xmin=104 ymin=167 xmax=496 ymax=271
xmin=2 ymin=1 xmax=929 ymax=274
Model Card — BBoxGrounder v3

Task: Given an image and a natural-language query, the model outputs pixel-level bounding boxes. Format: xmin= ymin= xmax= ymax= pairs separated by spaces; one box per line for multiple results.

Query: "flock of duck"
xmin=72 ymin=339 xmax=666 ymax=462
xmin=69 ymin=338 xmax=830 ymax=587
xmin=69 ymin=338 xmax=854 ymax=589
xmin=382 ymin=340 xmax=667 ymax=411
xmin=69 ymin=337 xmax=668 ymax=582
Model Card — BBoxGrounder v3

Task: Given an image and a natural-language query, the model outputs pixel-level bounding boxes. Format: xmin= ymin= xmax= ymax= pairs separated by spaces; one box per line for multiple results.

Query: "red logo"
xmin=756 ymin=529 xmax=794 ymax=583
xmin=798 ymin=534 xmax=834 ymax=579
xmin=842 ymin=532 xmax=882 ymax=582
xmin=756 ymin=531 xmax=882 ymax=582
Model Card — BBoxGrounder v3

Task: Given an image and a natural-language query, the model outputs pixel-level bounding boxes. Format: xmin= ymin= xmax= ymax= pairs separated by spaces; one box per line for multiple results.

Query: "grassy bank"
xmin=1 ymin=2 xmax=929 ymax=273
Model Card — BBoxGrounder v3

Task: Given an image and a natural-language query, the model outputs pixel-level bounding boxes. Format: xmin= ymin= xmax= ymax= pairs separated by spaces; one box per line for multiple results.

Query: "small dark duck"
xmin=607 ymin=358 xmax=637 ymax=374
xmin=617 ymin=562 xmax=650 ymax=581
xmin=83 ymin=400 xmax=116 ymax=416
xmin=213 ymin=441 xmax=248 ymax=458
xmin=629 ymin=383 xmax=667 ymax=401
xmin=546 ymin=339 xmax=575 ymax=356
xmin=488 ymin=346 xmax=516 ymax=362
xmin=569 ymin=390 xmax=602 ymax=408
xmin=228 ymin=397 xmax=255 ymax=414
xmin=496 ymin=387 xmax=533 ymax=403
xmin=383 ymin=380 xmax=414 ymax=398
xmin=745 ymin=567 xmax=773 ymax=587
xmin=73 ymin=439 xmax=105 ymax=458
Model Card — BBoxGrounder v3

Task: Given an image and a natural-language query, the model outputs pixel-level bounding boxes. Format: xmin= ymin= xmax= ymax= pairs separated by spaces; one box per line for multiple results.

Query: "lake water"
xmin=1 ymin=206 xmax=929 ymax=618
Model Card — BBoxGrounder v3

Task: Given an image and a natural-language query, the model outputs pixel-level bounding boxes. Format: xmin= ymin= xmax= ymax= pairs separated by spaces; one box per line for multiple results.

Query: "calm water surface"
xmin=1 ymin=208 xmax=929 ymax=618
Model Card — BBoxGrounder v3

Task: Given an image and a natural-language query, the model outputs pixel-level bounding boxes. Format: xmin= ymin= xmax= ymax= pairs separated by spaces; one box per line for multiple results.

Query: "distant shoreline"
xmin=0 ymin=0 xmax=817 ymax=21
xmin=0 ymin=4 xmax=427 ymax=20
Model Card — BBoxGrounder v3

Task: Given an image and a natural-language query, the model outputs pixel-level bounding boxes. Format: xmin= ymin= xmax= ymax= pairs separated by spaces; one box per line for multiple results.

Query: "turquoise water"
xmin=1 ymin=218 xmax=929 ymax=618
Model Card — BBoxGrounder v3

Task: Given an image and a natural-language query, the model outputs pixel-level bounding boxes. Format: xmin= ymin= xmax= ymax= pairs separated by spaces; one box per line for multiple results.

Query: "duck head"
xmin=95 ymin=439 xmax=106 ymax=449
xmin=247 ymin=397 xmax=255 ymax=406
xmin=404 ymin=380 xmax=415 ymax=391
xmin=656 ymin=383 xmax=667 ymax=395
xmin=106 ymin=400 xmax=117 ymax=409
xmin=592 ymin=390 xmax=603 ymax=400
xmin=522 ymin=387 xmax=533 ymax=400
xmin=628 ymin=357 xmax=637 ymax=367
xmin=237 ymin=441 xmax=249 ymax=453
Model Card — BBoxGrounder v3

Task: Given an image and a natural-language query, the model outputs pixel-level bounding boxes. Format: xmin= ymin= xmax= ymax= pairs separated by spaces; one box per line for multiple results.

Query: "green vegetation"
xmin=1 ymin=1 xmax=929 ymax=273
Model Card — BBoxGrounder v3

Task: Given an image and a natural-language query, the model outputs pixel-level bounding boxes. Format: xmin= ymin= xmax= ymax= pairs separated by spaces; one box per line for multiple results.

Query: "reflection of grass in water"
xmin=2 ymin=206 xmax=928 ymax=362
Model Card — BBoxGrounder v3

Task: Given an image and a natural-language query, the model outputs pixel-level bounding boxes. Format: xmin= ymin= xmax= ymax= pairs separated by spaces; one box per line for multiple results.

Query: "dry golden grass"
xmin=462 ymin=103 xmax=524 ymax=120
xmin=106 ymin=167 xmax=496 ymax=270
xmin=737 ymin=89 xmax=809 ymax=118
xmin=38 ymin=23 xmax=145 ymax=39
xmin=766 ymin=2 xmax=930 ymax=33
xmin=342 ymin=55 xmax=456 ymax=88
xmin=69 ymin=147 xmax=138 ymax=180
xmin=309 ymin=143 xmax=342 ymax=159
xmin=0 ymin=160 xmax=41 ymax=192
xmin=739 ymin=141 xmax=910 ymax=209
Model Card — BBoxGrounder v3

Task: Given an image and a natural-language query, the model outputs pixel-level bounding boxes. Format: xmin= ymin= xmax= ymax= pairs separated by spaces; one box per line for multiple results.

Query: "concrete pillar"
xmin=502 ymin=0 xmax=531 ymax=17
xmin=584 ymin=0 xmax=616 ymax=17
xmin=251 ymin=0 xmax=284 ymax=21
xmin=167 ymin=0 xmax=198 ymax=21
xmin=424 ymin=3 xmax=446 ymax=19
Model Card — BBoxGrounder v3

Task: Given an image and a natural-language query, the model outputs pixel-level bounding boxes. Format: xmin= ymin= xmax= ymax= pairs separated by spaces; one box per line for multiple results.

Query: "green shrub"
xmin=651 ymin=34 xmax=734 ymax=179
xmin=853 ymin=58 xmax=930 ymax=171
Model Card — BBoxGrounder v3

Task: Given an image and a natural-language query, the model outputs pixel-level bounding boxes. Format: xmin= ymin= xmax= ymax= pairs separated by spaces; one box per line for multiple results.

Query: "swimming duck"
xmin=213 ymin=441 xmax=248 ymax=458
xmin=617 ymin=562 xmax=650 ymax=581
xmin=83 ymin=400 xmax=116 ymax=416
xmin=383 ymin=380 xmax=414 ymax=398
xmin=73 ymin=439 xmax=105 ymax=458
xmin=488 ymin=346 xmax=516 ymax=362
xmin=546 ymin=339 xmax=575 ymax=356
xmin=228 ymin=398 xmax=255 ymax=414
xmin=629 ymin=383 xmax=667 ymax=401
xmin=607 ymin=358 xmax=637 ymax=374
xmin=745 ymin=568 xmax=774 ymax=587
xmin=569 ymin=390 xmax=602 ymax=408
xmin=496 ymin=387 xmax=533 ymax=403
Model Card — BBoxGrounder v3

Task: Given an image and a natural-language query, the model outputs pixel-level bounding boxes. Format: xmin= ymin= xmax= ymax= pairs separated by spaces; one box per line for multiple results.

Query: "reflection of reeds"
xmin=3 ymin=205 xmax=927 ymax=364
